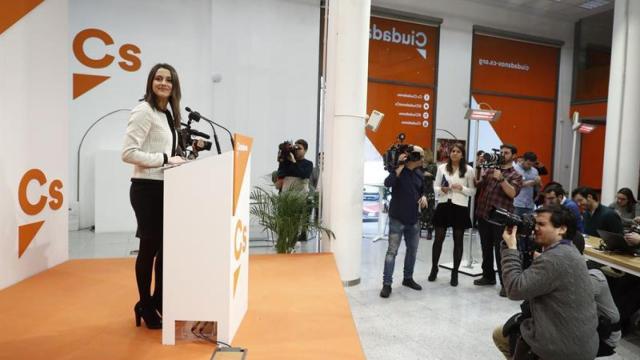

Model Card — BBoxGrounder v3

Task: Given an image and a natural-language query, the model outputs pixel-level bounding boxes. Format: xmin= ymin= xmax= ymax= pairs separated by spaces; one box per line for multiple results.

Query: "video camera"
xmin=179 ymin=122 xmax=212 ymax=160
xmin=383 ymin=133 xmax=423 ymax=171
xmin=278 ymin=141 xmax=302 ymax=162
xmin=488 ymin=207 xmax=538 ymax=269
xmin=480 ymin=148 xmax=505 ymax=168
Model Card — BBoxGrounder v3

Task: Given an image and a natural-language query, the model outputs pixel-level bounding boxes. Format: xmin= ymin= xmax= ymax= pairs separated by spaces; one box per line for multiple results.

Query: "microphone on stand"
xmin=185 ymin=107 xmax=235 ymax=151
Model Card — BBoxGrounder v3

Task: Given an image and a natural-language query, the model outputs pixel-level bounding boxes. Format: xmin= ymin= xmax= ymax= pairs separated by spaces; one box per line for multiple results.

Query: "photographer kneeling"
xmin=493 ymin=204 xmax=598 ymax=360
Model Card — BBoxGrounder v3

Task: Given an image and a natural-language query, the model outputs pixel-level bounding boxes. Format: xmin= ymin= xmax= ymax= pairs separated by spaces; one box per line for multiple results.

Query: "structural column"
xmin=602 ymin=0 xmax=640 ymax=204
xmin=321 ymin=0 xmax=371 ymax=284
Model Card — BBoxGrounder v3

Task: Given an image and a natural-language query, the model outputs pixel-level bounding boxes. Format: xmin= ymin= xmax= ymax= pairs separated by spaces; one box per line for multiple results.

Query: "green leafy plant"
xmin=250 ymin=186 xmax=334 ymax=253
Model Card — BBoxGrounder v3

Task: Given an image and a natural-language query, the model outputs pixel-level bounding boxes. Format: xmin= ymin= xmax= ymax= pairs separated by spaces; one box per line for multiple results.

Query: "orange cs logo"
xmin=18 ymin=169 xmax=64 ymax=258
xmin=72 ymin=28 xmax=142 ymax=99
xmin=232 ymin=219 xmax=248 ymax=297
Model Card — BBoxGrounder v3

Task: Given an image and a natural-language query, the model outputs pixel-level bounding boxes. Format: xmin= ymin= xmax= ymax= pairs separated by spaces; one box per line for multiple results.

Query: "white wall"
xmin=0 ymin=0 xmax=69 ymax=289
xmin=374 ymin=0 xmax=576 ymax=186
xmin=211 ymin=0 xmax=320 ymax=193
xmin=70 ymin=0 xmax=214 ymax=230
xmin=70 ymin=0 xmax=320 ymax=233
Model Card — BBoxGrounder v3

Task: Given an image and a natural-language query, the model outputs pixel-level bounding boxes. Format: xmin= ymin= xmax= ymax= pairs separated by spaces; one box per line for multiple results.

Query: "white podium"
xmin=162 ymin=134 xmax=253 ymax=345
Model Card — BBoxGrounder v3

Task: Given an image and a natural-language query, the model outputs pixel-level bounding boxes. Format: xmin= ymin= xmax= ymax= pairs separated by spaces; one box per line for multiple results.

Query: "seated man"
xmin=493 ymin=205 xmax=598 ymax=360
xmin=572 ymin=187 xmax=623 ymax=237
xmin=543 ymin=184 xmax=584 ymax=233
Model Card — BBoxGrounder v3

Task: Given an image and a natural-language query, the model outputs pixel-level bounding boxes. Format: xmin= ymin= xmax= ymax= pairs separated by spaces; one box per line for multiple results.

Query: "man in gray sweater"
xmin=497 ymin=204 xmax=599 ymax=360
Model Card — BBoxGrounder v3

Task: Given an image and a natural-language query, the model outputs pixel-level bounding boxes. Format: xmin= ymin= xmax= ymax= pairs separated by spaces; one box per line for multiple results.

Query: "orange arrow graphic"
xmin=233 ymin=265 xmax=241 ymax=297
xmin=18 ymin=220 xmax=44 ymax=258
xmin=73 ymin=73 xmax=110 ymax=99
xmin=0 ymin=0 xmax=44 ymax=36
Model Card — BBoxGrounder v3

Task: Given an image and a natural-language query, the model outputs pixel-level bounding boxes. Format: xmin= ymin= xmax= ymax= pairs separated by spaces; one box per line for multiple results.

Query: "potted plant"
xmin=250 ymin=186 xmax=334 ymax=253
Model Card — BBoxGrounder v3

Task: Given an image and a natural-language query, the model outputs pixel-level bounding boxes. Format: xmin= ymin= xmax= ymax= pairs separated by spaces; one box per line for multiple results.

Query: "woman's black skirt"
xmin=130 ymin=179 xmax=164 ymax=240
xmin=433 ymin=200 xmax=472 ymax=230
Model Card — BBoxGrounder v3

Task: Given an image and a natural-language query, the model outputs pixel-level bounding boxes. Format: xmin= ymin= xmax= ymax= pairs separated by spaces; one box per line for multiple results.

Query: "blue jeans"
xmin=382 ymin=217 xmax=420 ymax=285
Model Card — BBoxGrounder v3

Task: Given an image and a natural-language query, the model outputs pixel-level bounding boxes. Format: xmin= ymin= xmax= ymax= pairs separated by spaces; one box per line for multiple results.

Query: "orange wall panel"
xmin=367 ymin=82 xmax=434 ymax=155
xmin=473 ymin=94 xmax=555 ymax=185
xmin=472 ymin=34 xmax=559 ymax=99
xmin=579 ymin=125 xmax=606 ymax=190
xmin=368 ymin=17 xmax=439 ymax=84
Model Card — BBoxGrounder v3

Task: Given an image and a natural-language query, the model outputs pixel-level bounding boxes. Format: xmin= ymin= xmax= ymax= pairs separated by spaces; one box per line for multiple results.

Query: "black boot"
xmin=428 ymin=266 xmax=438 ymax=282
xmin=134 ymin=301 xmax=162 ymax=329
xmin=380 ymin=285 xmax=392 ymax=298
xmin=450 ymin=271 xmax=458 ymax=287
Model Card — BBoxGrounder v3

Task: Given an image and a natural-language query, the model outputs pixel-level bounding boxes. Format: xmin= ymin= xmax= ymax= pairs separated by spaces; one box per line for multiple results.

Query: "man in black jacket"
xmin=380 ymin=146 xmax=428 ymax=298
xmin=277 ymin=139 xmax=313 ymax=192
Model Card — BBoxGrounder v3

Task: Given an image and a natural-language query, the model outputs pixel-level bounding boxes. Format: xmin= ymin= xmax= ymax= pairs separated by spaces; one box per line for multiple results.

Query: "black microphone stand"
xmin=185 ymin=107 xmax=235 ymax=151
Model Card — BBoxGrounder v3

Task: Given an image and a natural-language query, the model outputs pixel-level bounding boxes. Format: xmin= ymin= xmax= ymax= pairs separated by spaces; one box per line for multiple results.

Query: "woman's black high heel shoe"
xmin=450 ymin=271 xmax=459 ymax=287
xmin=428 ymin=266 xmax=438 ymax=282
xmin=134 ymin=301 xmax=162 ymax=329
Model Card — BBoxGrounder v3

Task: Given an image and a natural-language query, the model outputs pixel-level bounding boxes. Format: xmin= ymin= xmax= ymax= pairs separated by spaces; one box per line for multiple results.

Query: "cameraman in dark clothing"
xmin=474 ymin=144 xmax=523 ymax=297
xmin=277 ymin=139 xmax=313 ymax=192
xmin=380 ymin=146 xmax=428 ymax=298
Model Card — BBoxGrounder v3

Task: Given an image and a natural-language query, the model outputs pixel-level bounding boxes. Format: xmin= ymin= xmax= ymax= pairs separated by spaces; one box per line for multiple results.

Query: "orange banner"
xmin=472 ymin=34 xmax=559 ymax=99
xmin=367 ymin=16 xmax=439 ymax=155
xmin=368 ymin=17 xmax=439 ymax=84
xmin=570 ymin=102 xmax=607 ymax=189
xmin=474 ymin=94 xmax=555 ymax=185
xmin=366 ymin=82 xmax=433 ymax=155
xmin=233 ymin=134 xmax=253 ymax=216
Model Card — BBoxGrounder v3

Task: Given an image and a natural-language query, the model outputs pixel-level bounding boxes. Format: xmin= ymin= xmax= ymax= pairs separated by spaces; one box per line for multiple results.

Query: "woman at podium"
xmin=122 ymin=63 xmax=186 ymax=329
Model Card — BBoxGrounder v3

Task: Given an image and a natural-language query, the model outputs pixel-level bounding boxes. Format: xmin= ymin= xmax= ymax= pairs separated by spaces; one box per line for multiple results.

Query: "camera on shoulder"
xmin=278 ymin=140 xmax=301 ymax=162
xmin=480 ymin=148 xmax=505 ymax=168
xmin=383 ymin=133 xmax=422 ymax=171
xmin=488 ymin=207 xmax=538 ymax=268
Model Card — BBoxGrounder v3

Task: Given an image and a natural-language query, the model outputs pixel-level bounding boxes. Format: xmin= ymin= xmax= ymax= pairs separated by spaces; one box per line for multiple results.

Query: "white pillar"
xmin=602 ymin=0 xmax=640 ymax=204
xmin=321 ymin=0 xmax=371 ymax=284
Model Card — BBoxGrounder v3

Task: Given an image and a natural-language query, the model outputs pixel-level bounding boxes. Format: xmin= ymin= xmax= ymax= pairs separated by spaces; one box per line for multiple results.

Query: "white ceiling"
xmin=459 ymin=0 xmax=614 ymax=21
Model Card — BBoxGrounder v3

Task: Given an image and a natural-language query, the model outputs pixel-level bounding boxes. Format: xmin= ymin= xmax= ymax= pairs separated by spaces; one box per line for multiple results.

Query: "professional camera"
xmin=480 ymin=148 xmax=505 ymax=168
xmin=383 ymin=133 xmax=422 ymax=171
xmin=278 ymin=141 xmax=302 ymax=162
xmin=179 ymin=124 xmax=212 ymax=160
xmin=630 ymin=224 xmax=640 ymax=235
xmin=488 ymin=207 xmax=538 ymax=268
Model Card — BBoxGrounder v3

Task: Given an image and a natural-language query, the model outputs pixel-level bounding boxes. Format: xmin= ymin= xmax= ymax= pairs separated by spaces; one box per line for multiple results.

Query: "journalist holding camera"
xmin=493 ymin=204 xmax=599 ymax=360
xmin=275 ymin=139 xmax=313 ymax=192
xmin=380 ymin=145 xmax=428 ymax=299
xmin=474 ymin=144 xmax=523 ymax=296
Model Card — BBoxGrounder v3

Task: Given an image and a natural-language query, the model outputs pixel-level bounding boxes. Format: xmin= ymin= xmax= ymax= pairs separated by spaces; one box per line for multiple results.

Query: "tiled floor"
xmin=69 ymin=222 xmax=640 ymax=359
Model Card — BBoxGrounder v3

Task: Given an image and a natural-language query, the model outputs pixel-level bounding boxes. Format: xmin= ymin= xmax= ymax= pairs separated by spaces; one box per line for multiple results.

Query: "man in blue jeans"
xmin=380 ymin=147 xmax=428 ymax=298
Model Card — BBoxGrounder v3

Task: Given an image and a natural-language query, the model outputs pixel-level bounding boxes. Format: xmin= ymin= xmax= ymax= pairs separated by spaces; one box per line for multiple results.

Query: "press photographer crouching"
xmin=275 ymin=139 xmax=313 ymax=193
xmin=492 ymin=204 xmax=599 ymax=360
xmin=380 ymin=144 xmax=428 ymax=298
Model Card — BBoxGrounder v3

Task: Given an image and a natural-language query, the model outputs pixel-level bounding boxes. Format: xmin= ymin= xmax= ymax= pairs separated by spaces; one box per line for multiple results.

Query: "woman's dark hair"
xmin=617 ymin=187 xmax=637 ymax=212
xmin=143 ymin=63 xmax=181 ymax=128
xmin=446 ymin=142 xmax=467 ymax=178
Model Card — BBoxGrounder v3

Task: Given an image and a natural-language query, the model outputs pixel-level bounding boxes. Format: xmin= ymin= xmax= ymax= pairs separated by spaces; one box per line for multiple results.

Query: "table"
xmin=584 ymin=236 xmax=640 ymax=277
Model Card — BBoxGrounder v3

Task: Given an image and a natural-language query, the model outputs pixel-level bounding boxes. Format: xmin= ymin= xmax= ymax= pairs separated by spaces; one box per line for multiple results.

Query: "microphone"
xmin=185 ymin=107 xmax=235 ymax=151
xmin=188 ymin=128 xmax=210 ymax=139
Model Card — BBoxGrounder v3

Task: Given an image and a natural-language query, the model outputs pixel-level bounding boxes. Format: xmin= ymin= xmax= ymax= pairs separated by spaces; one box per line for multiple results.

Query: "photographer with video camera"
xmin=474 ymin=144 xmax=523 ymax=297
xmin=275 ymin=139 xmax=313 ymax=193
xmin=493 ymin=204 xmax=599 ymax=360
xmin=379 ymin=145 xmax=428 ymax=298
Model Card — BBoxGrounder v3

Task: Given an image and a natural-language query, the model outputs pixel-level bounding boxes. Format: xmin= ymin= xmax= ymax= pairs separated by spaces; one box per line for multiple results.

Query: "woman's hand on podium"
xmin=168 ymin=156 xmax=187 ymax=165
